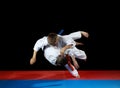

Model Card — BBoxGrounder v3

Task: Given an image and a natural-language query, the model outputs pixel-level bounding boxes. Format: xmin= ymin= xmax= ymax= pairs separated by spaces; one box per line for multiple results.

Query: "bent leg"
xmin=72 ymin=47 xmax=87 ymax=60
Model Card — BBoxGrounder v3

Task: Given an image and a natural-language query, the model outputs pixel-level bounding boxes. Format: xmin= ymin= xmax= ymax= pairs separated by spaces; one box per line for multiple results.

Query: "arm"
xmin=60 ymin=44 xmax=79 ymax=69
xmin=30 ymin=37 xmax=47 ymax=65
xmin=60 ymin=44 xmax=73 ymax=56
xmin=66 ymin=31 xmax=89 ymax=40
xmin=71 ymin=55 xmax=79 ymax=69
xmin=30 ymin=50 xmax=37 ymax=65
xmin=75 ymin=42 xmax=84 ymax=45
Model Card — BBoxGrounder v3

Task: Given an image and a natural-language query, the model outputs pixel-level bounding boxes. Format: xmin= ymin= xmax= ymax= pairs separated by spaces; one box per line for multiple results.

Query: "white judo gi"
xmin=33 ymin=31 xmax=87 ymax=66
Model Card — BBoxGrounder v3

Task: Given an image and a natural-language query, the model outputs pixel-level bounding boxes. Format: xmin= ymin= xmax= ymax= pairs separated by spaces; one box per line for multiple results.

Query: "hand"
xmin=30 ymin=57 xmax=36 ymax=65
xmin=81 ymin=31 xmax=89 ymax=38
xmin=76 ymin=42 xmax=84 ymax=46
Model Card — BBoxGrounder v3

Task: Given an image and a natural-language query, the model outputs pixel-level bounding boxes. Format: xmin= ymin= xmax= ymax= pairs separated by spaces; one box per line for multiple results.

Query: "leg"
xmin=66 ymin=54 xmax=74 ymax=71
xmin=64 ymin=64 xmax=80 ymax=78
xmin=72 ymin=47 xmax=87 ymax=61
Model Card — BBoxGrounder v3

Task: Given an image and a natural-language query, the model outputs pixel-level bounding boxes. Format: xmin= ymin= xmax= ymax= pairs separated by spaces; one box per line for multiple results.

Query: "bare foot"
xmin=76 ymin=74 xmax=80 ymax=78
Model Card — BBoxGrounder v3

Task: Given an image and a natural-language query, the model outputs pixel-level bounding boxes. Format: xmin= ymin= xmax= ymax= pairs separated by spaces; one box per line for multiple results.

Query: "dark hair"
xmin=56 ymin=55 xmax=68 ymax=66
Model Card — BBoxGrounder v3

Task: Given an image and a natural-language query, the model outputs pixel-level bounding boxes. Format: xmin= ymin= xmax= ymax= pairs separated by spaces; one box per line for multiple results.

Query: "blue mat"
xmin=0 ymin=80 xmax=120 ymax=88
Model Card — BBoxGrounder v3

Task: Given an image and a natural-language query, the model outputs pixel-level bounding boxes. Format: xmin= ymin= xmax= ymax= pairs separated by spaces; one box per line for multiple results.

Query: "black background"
xmin=1 ymin=5 xmax=120 ymax=70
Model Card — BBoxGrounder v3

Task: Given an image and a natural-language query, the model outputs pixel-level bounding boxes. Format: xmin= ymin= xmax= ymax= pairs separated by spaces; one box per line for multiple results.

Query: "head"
xmin=47 ymin=33 xmax=59 ymax=46
xmin=56 ymin=55 xmax=67 ymax=66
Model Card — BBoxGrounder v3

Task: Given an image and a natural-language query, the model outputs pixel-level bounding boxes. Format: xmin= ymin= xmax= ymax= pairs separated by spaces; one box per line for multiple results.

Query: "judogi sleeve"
xmin=66 ymin=31 xmax=82 ymax=40
xmin=62 ymin=36 xmax=76 ymax=47
xmin=33 ymin=37 xmax=48 ymax=52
